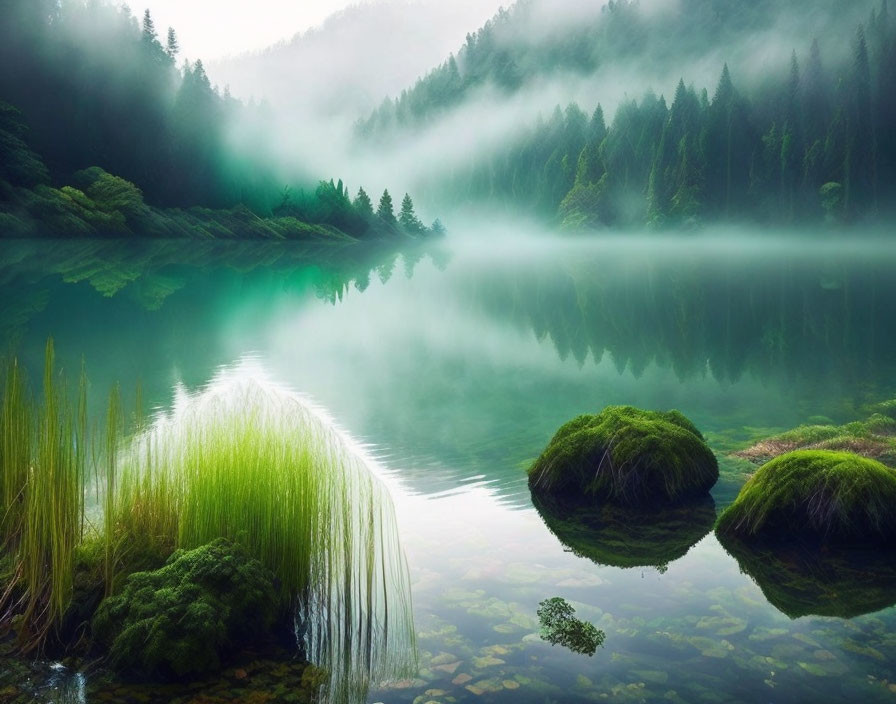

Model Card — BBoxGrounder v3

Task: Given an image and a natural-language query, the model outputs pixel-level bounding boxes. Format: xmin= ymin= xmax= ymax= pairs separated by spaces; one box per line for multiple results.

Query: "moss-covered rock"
xmin=734 ymin=414 xmax=896 ymax=467
xmin=529 ymin=406 xmax=718 ymax=505
xmin=718 ymin=535 xmax=896 ymax=618
xmin=532 ymin=493 xmax=716 ymax=569
xmin=717 ymin=450 xmax=896 ymax=544
xmin=92 ymin=538 xmax=280 ymax=680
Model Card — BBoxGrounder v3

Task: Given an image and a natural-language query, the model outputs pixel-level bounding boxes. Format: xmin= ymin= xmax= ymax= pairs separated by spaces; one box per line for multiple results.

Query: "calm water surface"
xmin=2 ymin=232 xmax=896 ymax=703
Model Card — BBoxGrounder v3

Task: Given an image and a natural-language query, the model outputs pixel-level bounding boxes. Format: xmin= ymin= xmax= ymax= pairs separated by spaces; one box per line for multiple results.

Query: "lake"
xmin=2 ymin=231 xmax=896 ymax=703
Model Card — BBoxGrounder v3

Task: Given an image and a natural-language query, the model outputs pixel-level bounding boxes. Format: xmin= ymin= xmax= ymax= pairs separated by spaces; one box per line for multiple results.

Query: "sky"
xmin=120 ymin=0 xmax=378 ymax=60
xmin=120 ymin=0 xmax=501 ymax=62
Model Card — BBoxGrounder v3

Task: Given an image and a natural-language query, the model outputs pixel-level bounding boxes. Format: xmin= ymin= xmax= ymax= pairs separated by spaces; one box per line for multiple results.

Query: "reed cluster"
xmin=0 ymin=341 xmax=86 ymax=651
xmin=1 ymin=349 xmax=415 ymax=700
xmin=109 ymin=364 xmax=415 ymax=699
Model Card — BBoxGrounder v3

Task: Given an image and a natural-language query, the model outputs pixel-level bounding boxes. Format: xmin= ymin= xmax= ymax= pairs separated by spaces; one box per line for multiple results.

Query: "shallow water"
xmin=2 ymin=232 xmax=896 ymax=702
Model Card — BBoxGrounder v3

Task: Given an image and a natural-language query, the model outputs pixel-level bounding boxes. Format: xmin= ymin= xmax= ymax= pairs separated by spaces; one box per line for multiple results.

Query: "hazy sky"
xmin=121 ymin=0 xmax=501 ymax=61
xmin=119 ymin=1 xmax=378 ymax=60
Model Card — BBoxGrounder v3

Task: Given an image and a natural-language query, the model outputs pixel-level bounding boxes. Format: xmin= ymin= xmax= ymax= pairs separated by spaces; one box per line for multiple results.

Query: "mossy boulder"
xmin=532 ymin=493 xmax=716 ymax=570
xmin=92 ymin=538 xmax=280 ymax=680
xmin=529 ymin=406 xmax=718 ymax=506
xmin=717 ymin=450 xmax=896 ymax=544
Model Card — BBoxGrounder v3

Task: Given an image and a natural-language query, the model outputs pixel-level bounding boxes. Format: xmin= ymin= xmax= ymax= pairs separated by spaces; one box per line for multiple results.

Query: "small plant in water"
xmin=537 ymin=597 xmax=605 ymax=656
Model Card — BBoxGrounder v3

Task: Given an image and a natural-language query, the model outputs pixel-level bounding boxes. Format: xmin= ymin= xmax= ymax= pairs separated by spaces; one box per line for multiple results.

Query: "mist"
xmin=208 ymin=0 xmax=878 ymax=222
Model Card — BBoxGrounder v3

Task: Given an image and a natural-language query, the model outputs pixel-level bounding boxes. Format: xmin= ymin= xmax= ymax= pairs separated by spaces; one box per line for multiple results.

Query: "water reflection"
xmin=532 ymin=493 xmax=716 ymax=571
xmin=718 ymin=535 xmax=896 ymax=619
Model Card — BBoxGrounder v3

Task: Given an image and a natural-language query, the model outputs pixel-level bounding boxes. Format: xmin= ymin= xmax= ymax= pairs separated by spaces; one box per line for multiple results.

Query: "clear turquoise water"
xmin=2 ymin=233 xmax=896 ymax=703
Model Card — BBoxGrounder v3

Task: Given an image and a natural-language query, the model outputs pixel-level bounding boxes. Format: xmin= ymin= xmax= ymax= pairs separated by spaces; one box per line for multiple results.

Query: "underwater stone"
xmin=717 ymin=450 xmax=896 ymax=544
xmin=536 ymin=597 xmax=605 ymax=657
xmin=92 ymin=538 xmax=279 ymax=680
xmin=528 ymin=406 xmax=718 ymax=505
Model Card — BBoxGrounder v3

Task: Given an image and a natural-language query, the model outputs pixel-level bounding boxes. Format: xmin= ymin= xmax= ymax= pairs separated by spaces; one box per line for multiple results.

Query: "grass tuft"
xmin=108 ymin=362 xmax=416 ymax=700
xmin=0 ymin=340 xmax=86 ymax=652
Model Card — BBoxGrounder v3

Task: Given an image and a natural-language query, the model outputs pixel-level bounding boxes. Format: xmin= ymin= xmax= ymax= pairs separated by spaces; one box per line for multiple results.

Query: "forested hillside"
xmin=358 ymin=0 xmax=893 ymax=227
xmin=0 ymin=0 xmax=437 ymax=239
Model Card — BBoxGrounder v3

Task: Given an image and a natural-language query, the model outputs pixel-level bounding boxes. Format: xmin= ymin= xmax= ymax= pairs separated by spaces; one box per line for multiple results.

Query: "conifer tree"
xmin=166 ymin=27 xmax=179 ymax=59
xmin=142 ymin=10 xmax=157 ymax=42
xmin=399 ymin=193 xmax=424 ymax=233
xmin=377 ymin=189 xmax=397 ymax=226
xmin=354 ymin=187 xmax=373 ymax=217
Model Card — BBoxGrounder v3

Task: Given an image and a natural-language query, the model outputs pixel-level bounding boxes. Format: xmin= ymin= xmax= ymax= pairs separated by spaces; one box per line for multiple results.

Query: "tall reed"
xmin=2 ymin=349 xmax=415 ymax=695
xmin=1 ymin=357 xmax=30 ymax=550
xmin=0 ymin=340 xmax=86 ymax=651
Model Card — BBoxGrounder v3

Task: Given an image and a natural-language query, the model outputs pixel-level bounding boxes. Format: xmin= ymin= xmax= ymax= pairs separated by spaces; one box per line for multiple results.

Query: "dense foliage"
xmin=0 ymin=1 xmax=437 ymax=239
xmin=361 ymin=0 xmax=894 ymax=227
xmin=92 ymin=539 xmax=279 ymax=679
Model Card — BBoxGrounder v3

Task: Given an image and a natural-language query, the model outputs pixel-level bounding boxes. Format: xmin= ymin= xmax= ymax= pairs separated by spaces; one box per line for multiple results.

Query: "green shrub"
xmin=92 ymin=538 xmax=278 ymax=679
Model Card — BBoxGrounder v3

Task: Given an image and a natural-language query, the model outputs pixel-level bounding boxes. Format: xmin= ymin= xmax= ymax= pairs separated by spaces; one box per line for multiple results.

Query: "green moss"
xmin=864 ymin=398 xmax=896 ymax=421
xmin=532 ymin=493 xmax=715 ymax=569
xmin=735 ymin=414 xmax=896 ymax=466
xmin=92 ymin=538 xmax=280 ymax=680
xmin=717 ymin=535 xmax=896 ymax=618
xmin=717 ymin=450 xmax=896 ymax=543
xmin=529 ymin=406 xmax=718 ymax=505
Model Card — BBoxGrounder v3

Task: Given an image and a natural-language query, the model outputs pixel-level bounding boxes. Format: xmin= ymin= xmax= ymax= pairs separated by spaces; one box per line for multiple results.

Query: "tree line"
xmin=436 ymin=2 xmax=894 ymax=227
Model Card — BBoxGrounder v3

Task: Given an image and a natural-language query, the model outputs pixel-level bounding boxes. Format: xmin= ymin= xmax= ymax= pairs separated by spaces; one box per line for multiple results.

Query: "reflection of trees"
xmin=0 ymin=238 xmax=422 ymax=341
xmin=531 ymin=492 xmax=716 ymax=570
xmin=717 ymin=533 xmax=896 ymax=619
xmin=466 ymin=249 xmax=896 ymax=390
xmin=0 ymin=239 xmax=426 ymax=416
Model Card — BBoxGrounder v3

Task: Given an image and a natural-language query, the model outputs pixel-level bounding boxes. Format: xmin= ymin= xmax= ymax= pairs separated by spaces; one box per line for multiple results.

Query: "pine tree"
xmin=399 ymin=193 xmax=424 ymax=233
xmin=166 ymin=27 xmax=179 ymax=59
xmin=377 ymin=189 xmax=397 ymax=226
xmin=142 ymin=10 xmax=157 ymax=42
xmin=354 ymin=187 xmax=373 ymax=217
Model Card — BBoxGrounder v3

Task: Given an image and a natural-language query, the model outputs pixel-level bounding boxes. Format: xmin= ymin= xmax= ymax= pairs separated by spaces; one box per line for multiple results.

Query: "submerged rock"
xmin=528 ymin=406 xmax=718 ymax=506
xmin=532 ymin=493 xmax=716 ymax=570
xmin=92 ymin=538 xmax=280 ymax=680
xmin=536 ymin=597 xmax=605 ymax=656
xmin=716 ymin=450 xmax=896 ymax=544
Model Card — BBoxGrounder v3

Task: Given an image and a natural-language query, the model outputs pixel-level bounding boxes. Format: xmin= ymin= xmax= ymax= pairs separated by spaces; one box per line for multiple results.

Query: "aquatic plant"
xmin=536 ymin=597 xmax=604 ymax=656
xmin=0 ymin=340 xmax=86 ymax=651
xmin=718 ymin=534 xmax=896 ymax=619
xmin=107 ymin=361 xmax=416 ymax=699
xmin=93 ymin=538 xmax=279 ymax=679
xmin=529 ymin=406 xmax=718 ymax=505
xmin=735 ymin=414 xmax=896 ymax=466
xmin=531 ymin=493 xmax=715 ymax=570
xmin=716 ymin=450 xmax=896 ymax=543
